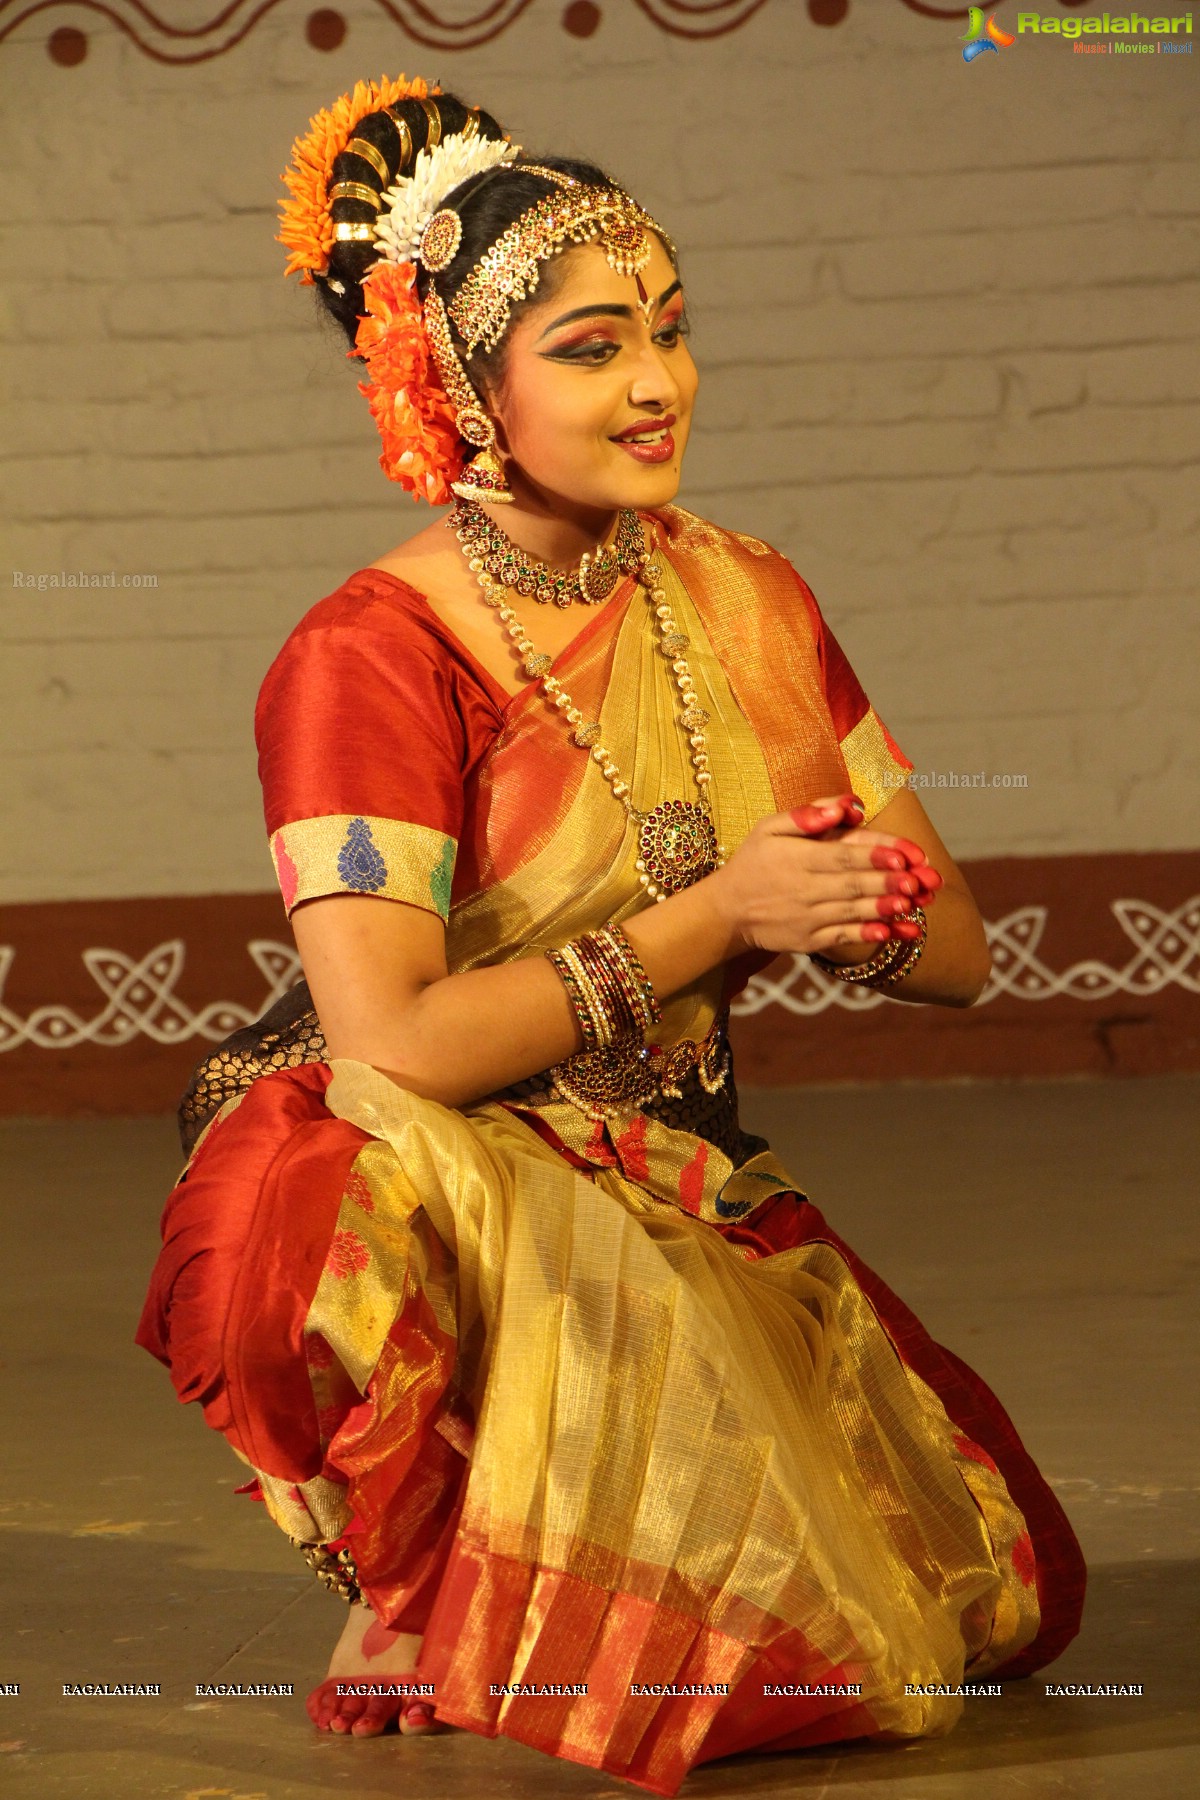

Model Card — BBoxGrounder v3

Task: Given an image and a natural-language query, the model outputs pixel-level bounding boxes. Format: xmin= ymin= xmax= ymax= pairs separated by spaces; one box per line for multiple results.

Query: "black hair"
xmin=313 ymin=90 xmax=666 ymax=400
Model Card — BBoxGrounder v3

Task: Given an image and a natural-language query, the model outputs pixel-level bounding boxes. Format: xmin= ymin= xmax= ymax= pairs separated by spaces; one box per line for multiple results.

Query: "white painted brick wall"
xmin=1 ymin=2 xmax=1197 ymax=901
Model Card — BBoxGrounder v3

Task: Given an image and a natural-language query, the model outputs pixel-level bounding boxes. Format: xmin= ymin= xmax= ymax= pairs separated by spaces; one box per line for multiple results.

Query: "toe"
xmin=352 ymin=1695 xmax=403 ymax=1737
xmin=329 ymin=1693 xmax=369 ymax=1734
xmin=400 ymin=1700 xmax=441 ymax=1735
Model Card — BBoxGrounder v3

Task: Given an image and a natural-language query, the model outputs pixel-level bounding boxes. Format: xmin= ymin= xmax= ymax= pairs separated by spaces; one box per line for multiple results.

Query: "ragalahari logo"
xmin=961 ymin=7 xmax=1017 ymax=60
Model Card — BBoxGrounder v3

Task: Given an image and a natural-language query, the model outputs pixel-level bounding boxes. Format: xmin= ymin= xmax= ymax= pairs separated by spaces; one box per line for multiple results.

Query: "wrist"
xmin=694 ymin=861 xmax=748 ymax=960
xmin=814 ymin=938 xmax=882 ymax=967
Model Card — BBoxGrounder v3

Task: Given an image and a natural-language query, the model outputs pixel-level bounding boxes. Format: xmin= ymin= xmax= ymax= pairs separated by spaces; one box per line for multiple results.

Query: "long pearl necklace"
xmin=460 ymin=527 xmax=726 ymax=902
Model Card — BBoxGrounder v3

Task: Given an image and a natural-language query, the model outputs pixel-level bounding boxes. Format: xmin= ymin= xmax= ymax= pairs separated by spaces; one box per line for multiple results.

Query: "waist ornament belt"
xmin=542 ymin=1006 xmax=732 ymax=1122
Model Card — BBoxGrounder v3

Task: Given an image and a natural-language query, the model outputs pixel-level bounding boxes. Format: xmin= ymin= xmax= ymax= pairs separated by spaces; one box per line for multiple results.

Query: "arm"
xmin=291 ymin=870 xmax=743 ymax=1111
xmin=291 ymin=801 xmax=935 ymax=1111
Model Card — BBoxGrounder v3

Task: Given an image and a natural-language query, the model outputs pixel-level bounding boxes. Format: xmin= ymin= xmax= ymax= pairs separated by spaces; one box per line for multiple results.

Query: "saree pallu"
xmin=138 ymin=507 xmax=1085 ymax=1796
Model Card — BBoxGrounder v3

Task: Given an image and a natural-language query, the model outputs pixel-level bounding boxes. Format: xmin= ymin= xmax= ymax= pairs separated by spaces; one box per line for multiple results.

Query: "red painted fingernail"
xmin=870 ymin=849 xmax=905 ymax=870
xmin=862 ymin=923 xmax=892 ymax=941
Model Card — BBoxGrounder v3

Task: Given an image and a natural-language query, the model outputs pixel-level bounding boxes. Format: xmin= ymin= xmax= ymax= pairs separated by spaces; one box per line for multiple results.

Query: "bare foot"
xmin=306 ymin=1604 xmax=442 ymax=1738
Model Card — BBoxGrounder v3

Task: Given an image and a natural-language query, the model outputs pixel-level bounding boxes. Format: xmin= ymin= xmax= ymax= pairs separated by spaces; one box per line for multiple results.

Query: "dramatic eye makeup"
xmin=536 ymin=285 xmax=690 ymax=363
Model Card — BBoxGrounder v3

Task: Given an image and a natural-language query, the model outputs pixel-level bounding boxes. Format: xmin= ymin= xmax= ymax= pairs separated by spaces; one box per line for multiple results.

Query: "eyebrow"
xmin=536 ymin=279 xmax=683 ymax=341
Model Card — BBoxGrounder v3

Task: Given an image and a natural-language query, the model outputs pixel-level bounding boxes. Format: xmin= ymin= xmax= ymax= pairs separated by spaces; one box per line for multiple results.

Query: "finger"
xmin=884 ymin=836 xmax=928 ymax=866
xmin=789 ymin=800 xmax=851 ymax=836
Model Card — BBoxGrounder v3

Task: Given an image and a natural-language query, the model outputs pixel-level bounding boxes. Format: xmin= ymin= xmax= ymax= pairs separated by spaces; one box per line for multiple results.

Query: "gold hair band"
xmin=419 ymin=97 xmax=442 ymax=149
xmin=328 ymin=181 xmax=383 ymax=210
xmin=383 ymin=108 xmax=414 ymax=170
xmin=344 ymin=136 xmax=390 ymax=185
xmin=332 ymin=220 xmax=375 ymax=245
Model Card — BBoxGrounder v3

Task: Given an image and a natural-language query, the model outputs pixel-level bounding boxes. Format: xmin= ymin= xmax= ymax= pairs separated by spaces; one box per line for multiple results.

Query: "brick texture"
xmin=1 ymin=4 xmax=1197 ymax=901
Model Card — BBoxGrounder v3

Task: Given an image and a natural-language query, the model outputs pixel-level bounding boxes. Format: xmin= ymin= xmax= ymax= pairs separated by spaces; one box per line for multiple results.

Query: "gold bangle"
xmin=345 ymin=135 xmax=390 ymax=184
xmin=810 ymin=907 xmax=927 ymax=990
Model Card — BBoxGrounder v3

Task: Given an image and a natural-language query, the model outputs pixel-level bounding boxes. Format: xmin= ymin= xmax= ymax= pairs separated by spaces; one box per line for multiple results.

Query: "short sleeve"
xmin=255 ymin=598 xmax=465 ymax=922
xmin=793 ymin=573 xmax=916 ymax=823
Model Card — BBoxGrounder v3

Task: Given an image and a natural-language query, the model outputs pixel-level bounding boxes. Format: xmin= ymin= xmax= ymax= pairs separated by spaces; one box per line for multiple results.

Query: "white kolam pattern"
xmin=1 ymin=899 xmax=1197 ymax=1051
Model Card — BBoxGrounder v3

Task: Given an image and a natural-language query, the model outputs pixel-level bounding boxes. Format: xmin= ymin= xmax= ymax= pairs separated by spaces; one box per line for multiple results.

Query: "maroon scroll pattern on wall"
xmin=0 ymin=0 xmax=1033 ymax=64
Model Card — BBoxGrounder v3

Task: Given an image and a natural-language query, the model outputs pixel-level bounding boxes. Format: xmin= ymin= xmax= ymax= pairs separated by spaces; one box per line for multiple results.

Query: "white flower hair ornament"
xmin=372 ymin=130 xmax=518 ymax=269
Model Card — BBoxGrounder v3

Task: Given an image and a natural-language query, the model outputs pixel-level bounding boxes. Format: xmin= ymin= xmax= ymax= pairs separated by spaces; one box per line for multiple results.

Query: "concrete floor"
xmin=1 ymin=1074 xmax=1197 ymax=1800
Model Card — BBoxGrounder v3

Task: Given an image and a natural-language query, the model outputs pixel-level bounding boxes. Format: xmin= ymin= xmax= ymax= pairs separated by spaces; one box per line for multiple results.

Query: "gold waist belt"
xmin=546 ymin=1006 xmax=731 ymax=1121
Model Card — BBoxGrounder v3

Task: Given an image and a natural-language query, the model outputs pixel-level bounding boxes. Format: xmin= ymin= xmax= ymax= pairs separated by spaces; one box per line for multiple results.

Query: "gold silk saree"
xmin=139 ymin=506 xmax=1085 ymax=1796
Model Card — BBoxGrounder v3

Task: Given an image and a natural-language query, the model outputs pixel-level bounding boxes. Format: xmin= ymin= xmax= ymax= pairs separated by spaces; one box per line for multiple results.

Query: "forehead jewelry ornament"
xmin=449 ymin=168 xmax=673 ymax=355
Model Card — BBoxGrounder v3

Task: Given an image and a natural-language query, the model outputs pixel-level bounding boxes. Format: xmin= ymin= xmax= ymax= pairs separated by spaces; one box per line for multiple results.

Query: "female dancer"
xmin=138 ymin=75 xmax=1085 ymax=1798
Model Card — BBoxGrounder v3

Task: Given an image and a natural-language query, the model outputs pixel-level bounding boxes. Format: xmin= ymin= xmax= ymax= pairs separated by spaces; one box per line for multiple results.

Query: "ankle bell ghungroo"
xmin=290 ymin=1535 xmax=364 ymax=1606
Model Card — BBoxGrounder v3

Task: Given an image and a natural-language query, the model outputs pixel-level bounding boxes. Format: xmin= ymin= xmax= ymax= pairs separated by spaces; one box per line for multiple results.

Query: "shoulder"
xmin=648 ymin=504 xmax=779 ymax=560
xmin=255 ymin=568 xmax=485 ymax=737
xmin=268 ymin=569 xmax=447 ymax=663
xmin=647 ymin=505 xmax=821 ymax=629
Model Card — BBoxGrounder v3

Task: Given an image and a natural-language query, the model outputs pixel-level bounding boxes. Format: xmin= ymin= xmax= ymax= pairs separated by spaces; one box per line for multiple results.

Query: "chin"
xmin=612 ymin=463 xmax=684 ymax=511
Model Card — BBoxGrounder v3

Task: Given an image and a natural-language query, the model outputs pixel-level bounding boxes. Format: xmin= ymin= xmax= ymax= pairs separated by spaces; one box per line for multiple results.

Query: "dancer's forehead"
xmin=508 ymin=239 xmax=683 ymax=345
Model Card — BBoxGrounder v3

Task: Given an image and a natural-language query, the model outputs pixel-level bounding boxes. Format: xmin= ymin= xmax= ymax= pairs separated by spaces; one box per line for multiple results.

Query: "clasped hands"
xmin=707 ymin=791 xmax=944 ymax=959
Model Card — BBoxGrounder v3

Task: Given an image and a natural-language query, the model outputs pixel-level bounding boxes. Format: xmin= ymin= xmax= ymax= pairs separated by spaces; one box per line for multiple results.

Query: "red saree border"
xmin=417 ymin=1530 xmax=888 ymax=1798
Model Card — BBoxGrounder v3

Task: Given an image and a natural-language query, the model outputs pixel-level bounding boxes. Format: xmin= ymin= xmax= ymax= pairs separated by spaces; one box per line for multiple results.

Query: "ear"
xmin=490 ymin=409 xmax=513 ymax=458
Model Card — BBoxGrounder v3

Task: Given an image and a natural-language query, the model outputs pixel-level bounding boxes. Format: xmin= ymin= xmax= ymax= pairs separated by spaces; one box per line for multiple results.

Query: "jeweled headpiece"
xmin=448 ymin=169 xmax=675 ymax=354
xmin=278 ymin=77 xmax=673 ymax=508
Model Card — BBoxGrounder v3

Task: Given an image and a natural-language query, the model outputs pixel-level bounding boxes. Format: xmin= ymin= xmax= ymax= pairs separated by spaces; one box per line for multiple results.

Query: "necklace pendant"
xmin=636 ymin=800 xmax=719 ymax=897
xmin=578 ymin=546 xmax=620 ymax=606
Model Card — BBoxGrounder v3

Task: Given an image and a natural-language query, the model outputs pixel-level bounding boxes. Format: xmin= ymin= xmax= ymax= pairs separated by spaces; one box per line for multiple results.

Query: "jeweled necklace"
xmin=452 ymin=497 xmax=646 ymax=608
xmin=454 ymin=514 xmax=726 ymax=902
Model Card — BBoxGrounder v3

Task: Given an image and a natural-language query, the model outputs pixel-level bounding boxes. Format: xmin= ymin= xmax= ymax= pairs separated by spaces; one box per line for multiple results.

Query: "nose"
xmin=628 ymin=336 xmax=681 ymax=412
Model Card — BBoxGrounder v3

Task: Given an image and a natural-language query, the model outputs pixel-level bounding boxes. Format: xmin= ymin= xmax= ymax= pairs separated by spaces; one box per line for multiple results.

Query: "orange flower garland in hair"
xmin=277 ymin=72 xmax=438 ymax=284
xmin=352 ymin=260 xmax=465 ymax=505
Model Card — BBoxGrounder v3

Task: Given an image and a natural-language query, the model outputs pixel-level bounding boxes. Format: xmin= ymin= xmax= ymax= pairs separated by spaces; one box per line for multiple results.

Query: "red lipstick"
xmin=611 ymin=413 xmax=677 ymax=464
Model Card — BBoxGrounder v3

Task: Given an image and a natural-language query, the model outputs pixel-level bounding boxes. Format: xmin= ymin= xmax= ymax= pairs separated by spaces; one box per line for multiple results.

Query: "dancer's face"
xmin=486 ymin=236 xmax=697 ymax=516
